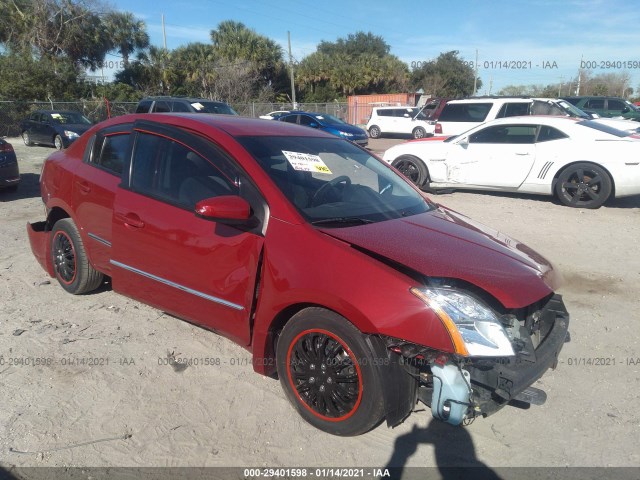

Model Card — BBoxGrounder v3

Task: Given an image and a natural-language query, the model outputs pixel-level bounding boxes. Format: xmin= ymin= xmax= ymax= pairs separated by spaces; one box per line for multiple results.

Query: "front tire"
xmin=391 ymin=155 xmax=429 ymax=188
xmin=555 ymin=162 xmax=612 ymax=209
xmin=276 ymin=308 xmax=385 ymax=436
xmin=54 ymin=135 xmax=64 ymax=150
xmin=50 ymin=219 xmax=103 ymax=294
xmin=368 ymin=125 xmax=381 ymax=139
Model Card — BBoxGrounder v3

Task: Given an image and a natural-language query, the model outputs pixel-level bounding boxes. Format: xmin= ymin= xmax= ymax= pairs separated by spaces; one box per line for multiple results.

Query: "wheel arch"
xmin=551 ymin=160 xmax=616 ymax=199
xmin=252 ymin=301 xmax=376 ymax=378
xmin=46 ymin=206 xmax=71 ymax=229
xmin=267 ymin=304 xmax=418 ymax=429
xmin=391 ymin=154 xmax=431 ymax=188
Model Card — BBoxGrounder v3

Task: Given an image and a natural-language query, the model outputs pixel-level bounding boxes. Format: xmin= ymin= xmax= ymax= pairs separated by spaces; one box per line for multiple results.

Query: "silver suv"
xmin=366 ymin=106 xmax=435 ymax=139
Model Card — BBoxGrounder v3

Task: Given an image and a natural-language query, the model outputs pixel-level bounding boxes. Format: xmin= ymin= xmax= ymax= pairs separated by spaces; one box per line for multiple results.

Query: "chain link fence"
xmin=0 ymin=100 xmax=350 ymax=138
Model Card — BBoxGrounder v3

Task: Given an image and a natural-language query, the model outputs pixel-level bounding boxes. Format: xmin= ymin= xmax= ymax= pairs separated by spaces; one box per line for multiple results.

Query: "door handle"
xmin=516 ymin=152 xmax=530 ymax=156
xmin=75 ymin=181 xmax=91 ymax=194
xmin=116 ymin=212 xmax=145 ymax=229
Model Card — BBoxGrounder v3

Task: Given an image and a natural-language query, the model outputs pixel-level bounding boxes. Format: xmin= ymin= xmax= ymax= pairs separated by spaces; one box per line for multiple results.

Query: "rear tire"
xmin=276 ymin=308 xmax=385 ymax=436
xmin=391 ymin=155 xmax=429 ymax=188
xmin=50 ymin=218 xmax=103 ymax=294
xmin=555 ymin=162 xmax=612 ymax=209
xmin=368 ymin=125 xmax=381 ymax=139
xmin=412 ymin=127 xmax=427 ymax=139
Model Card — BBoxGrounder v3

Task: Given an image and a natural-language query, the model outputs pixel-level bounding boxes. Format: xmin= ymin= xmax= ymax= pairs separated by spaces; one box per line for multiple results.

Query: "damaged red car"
xmin=28 ymin=114 xmax=570 ymax=436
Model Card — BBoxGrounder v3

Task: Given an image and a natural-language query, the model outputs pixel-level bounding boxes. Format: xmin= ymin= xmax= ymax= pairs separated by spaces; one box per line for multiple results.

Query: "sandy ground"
xmin=1 ymin=135 xmax=639 ymax=475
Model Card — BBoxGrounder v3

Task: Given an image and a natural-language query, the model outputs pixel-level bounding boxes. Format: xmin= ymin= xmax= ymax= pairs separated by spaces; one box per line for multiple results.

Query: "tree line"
xmin=0 ymin=0 xmax=635 ymax=105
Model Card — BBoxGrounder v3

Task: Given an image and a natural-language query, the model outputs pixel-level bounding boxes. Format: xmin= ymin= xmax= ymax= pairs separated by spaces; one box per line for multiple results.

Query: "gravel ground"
xmin=1 ymin=135 xmax=639 ymax=476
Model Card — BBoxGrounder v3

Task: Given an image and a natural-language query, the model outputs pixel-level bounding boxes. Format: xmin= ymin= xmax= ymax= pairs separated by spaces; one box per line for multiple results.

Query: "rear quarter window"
xmin=439 ymin=103 xmax=492 ymax=122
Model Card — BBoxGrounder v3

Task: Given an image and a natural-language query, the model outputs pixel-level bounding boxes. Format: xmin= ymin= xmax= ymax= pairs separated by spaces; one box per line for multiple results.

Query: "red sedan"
xmin=28 ymin=113 xmax=570 ymax=435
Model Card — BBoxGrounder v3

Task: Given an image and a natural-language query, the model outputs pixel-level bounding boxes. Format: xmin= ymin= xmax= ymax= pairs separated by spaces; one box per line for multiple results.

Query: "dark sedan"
xmin=0 ymin=138 xmax=19 ymax=191
xmin=21 ymin=110 xmax=93 ymax=149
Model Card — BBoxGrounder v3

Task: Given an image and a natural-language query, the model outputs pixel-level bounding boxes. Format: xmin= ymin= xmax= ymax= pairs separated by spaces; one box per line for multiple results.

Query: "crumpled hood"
xmin=321 ymin=206 xmax=561 ymax=308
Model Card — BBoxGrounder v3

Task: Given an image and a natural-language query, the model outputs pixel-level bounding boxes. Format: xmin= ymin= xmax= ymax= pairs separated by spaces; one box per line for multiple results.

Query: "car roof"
xmin=102 ymin=113 xmax=334 ymax=138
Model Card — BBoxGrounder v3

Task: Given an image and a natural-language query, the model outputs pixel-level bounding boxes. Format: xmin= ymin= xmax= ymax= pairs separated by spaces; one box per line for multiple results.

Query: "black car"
xmin=135 ymin=97 xmax=238 ymax=115
xmin=21 ymin=111 xmax=93 ymax=149
xmin=0 ymin=138 xmax=19 ymax=191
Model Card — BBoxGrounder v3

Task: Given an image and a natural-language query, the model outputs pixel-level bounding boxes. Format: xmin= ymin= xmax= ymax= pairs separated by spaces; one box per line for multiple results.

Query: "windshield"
xmin=555 ymin=100 xmax=591 ymax=119
xmin=237 ymin=136 xmax=434 ymax=225
xmin=49 ymin=112 xmax=92 ymax=125
xmin=314 ymin=114 xmax=346 ymax=125
xmin=190 ymin=101 xmax=238 ymax=115
xmin=624 ymin=100 xmax=640 ymax=112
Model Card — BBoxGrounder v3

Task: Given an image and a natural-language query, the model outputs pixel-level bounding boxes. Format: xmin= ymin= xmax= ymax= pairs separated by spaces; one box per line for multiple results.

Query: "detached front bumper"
xmin=27 ymin=221 xmax=55 ymax=277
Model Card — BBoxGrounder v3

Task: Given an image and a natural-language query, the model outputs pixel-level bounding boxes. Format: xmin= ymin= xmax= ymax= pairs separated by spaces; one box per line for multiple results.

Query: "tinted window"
xmin=537 ymin=126 xmax=568 ymax=142
xmin=130 ymin=132 xmax=236 ymax=209
xmin=135 ymin=100 xmax=152 ymax=113
xmin=470 ymin=125 xmax=537 ymax=144
xmin=171 ymin=101 xmax=191 ymax=112
xmin=377 ymin=109 xmax=393 ymax=117
xmin=299 ymin=115 xmax=316 ymax=126
xmin=439 ymin=103 xmax=492 ymax=122
xmin=607 ymin=99 xmax=626 ymax=111
xmin=497 ymin=102 xmax=531 ymax=118
xmin=281 ymin=115 xmax=298 ymax=124
xmin=90 ymin=133 xmax=129 ymax=175
xmin=585 ymin=98 xmax=605 ymax=109
xmin=152 ymin=101 xmax=171 ymax=113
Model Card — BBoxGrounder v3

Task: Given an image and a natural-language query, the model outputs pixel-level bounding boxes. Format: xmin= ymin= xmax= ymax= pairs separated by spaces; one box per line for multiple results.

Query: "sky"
xmin=105 ymin=0 xmax=640 ymax=96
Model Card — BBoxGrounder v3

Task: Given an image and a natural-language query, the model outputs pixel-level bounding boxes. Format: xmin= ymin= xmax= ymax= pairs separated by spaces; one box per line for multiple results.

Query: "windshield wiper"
xmin=311 ymin=217 xmax=375 ymax=227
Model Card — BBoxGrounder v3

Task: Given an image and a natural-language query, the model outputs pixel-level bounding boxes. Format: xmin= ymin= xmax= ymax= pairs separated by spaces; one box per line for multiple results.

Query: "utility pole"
xmin=473 ymin=49 xmax=479 ymax=95
xmin=288 ymin=31 xmax=296 ymax=109
xmin=576 ymin=55 xmax=582 ymax=95
xmin=162 ymin=14 xmax=167 ymax=51
xmin=558 ymin=75 xmax=564 ymax=97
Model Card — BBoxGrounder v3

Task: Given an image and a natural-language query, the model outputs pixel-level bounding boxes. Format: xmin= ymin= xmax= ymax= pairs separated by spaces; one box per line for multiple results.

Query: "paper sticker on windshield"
xmin=51 ymin=113 xmax=62 ymax=119
xmin=282 ymin=151 xmax=332 ymax=174
xmin=191 ymin=102 xmax=205 ymax=111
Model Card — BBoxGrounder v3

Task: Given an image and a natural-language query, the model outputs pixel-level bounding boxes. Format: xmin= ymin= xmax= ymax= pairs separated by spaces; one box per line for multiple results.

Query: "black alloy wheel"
xmin=555 ymin=162 xmax=612 ymax=209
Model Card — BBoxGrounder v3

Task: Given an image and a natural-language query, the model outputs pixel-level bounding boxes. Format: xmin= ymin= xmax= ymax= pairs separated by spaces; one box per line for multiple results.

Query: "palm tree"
xmin=105 ymin=12 xmax=150 ymax=67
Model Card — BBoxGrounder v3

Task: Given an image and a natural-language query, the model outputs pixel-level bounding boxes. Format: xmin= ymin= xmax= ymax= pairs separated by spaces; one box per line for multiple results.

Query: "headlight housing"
xmin=64 ymin=130 xmax=79 ymax=139
xmin=339 ymin=131 xmax=354 ymax=137
xmin=411 ymin=287 xmax=515 ymax=357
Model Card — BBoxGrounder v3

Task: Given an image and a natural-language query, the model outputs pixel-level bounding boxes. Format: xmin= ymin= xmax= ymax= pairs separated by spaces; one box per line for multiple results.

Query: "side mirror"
xmin=458 ymin=137 xmax=469 ymax=148
xmin=195 ymin=195 xmax=251 ymax=224
xmin=622 ymin=107 xmax=630 ymax=114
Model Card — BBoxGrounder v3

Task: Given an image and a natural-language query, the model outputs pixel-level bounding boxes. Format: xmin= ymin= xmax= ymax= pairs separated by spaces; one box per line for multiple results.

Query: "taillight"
xmin=0 ymin=142 xmax=14 ymax=153
xmin=435 ymin=123 xmax=442 ymax=134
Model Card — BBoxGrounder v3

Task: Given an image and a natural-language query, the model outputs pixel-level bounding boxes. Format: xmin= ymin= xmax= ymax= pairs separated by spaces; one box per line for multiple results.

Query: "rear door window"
xmin=439 ymin=103 xmax=492 ymax=122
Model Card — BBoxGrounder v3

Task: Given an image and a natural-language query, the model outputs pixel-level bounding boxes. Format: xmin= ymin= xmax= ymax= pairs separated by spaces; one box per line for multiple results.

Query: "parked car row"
xmin=27 ymin=112 xmax=570 ymax=435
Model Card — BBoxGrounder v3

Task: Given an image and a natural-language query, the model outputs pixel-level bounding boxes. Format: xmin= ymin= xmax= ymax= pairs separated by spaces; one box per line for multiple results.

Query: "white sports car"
xmin=382 ymin=116 xmax=640 ymax=209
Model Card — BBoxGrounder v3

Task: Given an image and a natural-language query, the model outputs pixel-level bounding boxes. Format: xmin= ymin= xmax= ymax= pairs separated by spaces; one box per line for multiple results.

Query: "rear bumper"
xmin=0 ymin=163 xmax=20 ymax=187
xmin=27 ymin=221 xmax=55 ymax=277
